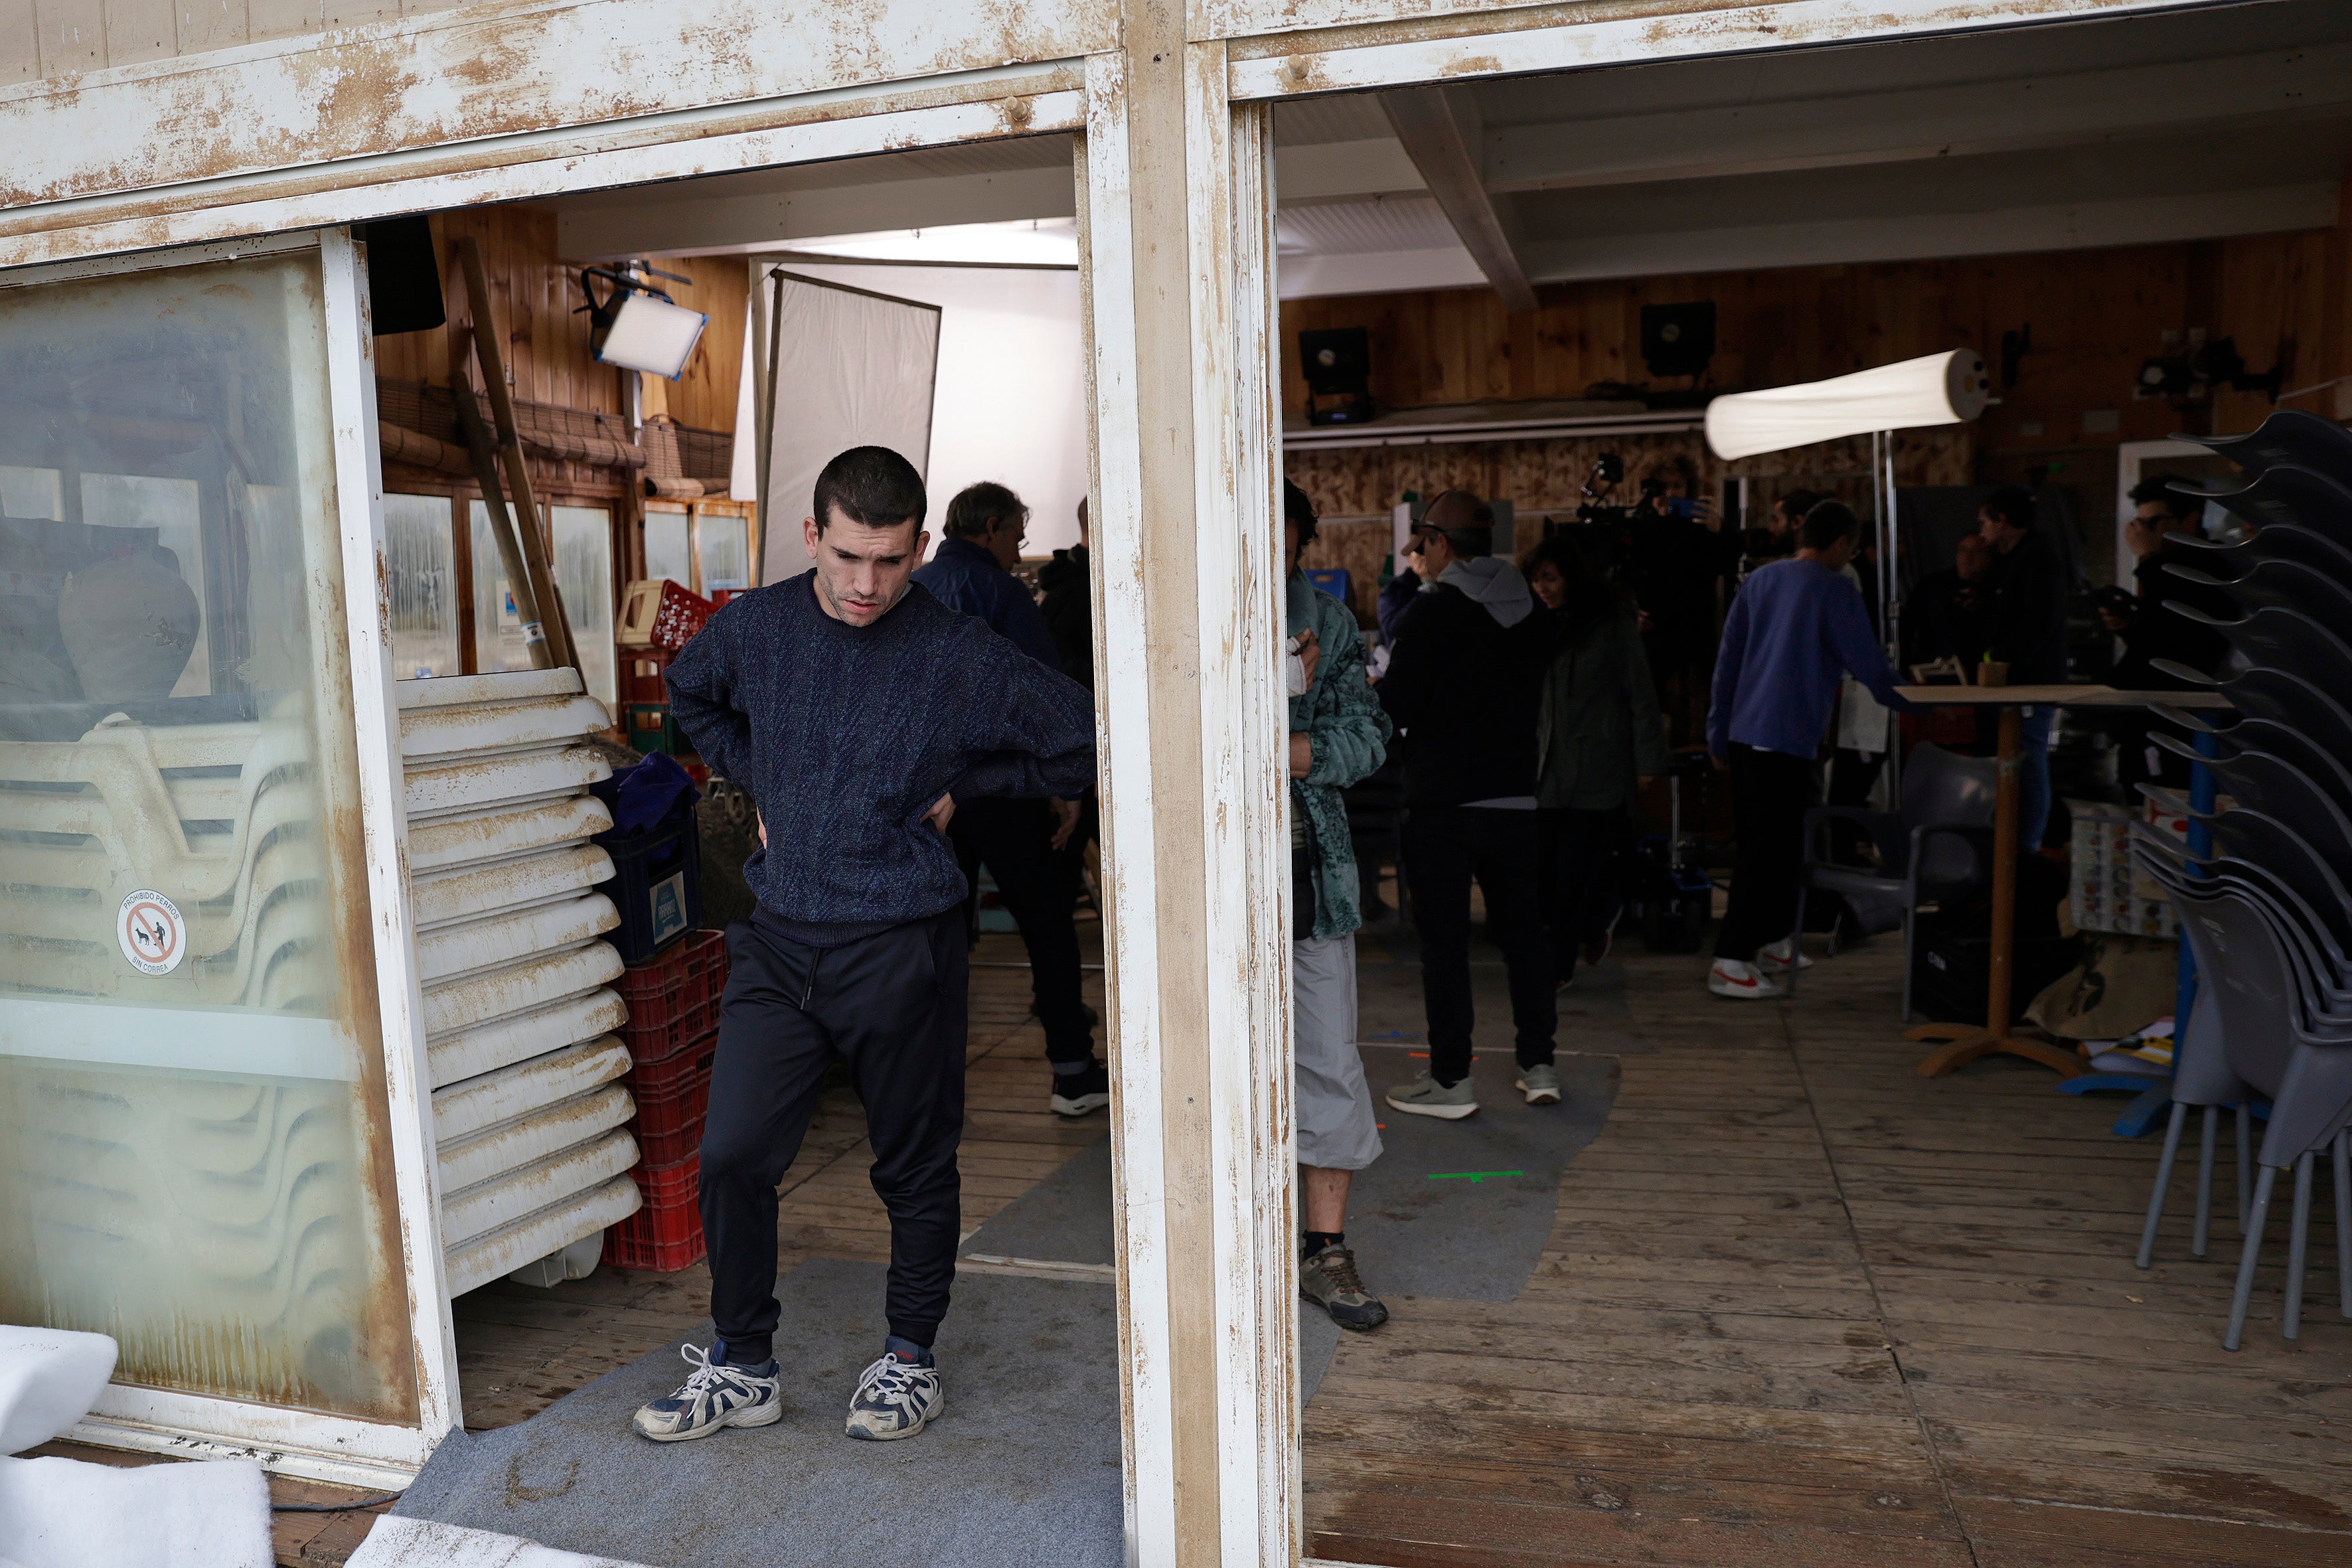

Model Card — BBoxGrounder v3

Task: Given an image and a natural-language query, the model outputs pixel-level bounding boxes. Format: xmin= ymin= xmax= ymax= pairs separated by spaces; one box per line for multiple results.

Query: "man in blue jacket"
xmin=913 ymin=483 xmax=1107 ymax=1117
xmin=1705 ymin=501 xmax=1911 ymax=1000
xmin=645 ymin=448 xmax=1093 ymax=1446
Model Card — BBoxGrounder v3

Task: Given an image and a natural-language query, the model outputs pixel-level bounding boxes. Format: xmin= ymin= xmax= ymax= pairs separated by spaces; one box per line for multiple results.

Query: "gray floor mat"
xmin=963 ymin=1050 xmax=1616 ymax=1305
xmin=395 ymin=1260 xmax=1121 ymax=1568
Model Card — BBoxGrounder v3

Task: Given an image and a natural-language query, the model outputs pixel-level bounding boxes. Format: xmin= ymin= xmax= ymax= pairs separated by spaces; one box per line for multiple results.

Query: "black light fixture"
xmin=1640 ymin=301 xmax=1715 ymax=379
xmin=2135 ymin=334 xmax=2286 ymax=404
xmin=1298 ymin=327 xmax=1375 ymax=426
xmin=356 ymin=216 xmax=446 ymax=335
xmin=576 ymin=262 xmax=708 ymax=380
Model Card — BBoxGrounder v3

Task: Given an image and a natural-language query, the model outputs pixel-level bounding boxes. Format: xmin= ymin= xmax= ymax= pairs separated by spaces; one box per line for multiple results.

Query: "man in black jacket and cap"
xmin=1978 ymin=487 xmax=2071 ymax=848
xmin=1377 ymin=490 xmax=1558 ymax=1119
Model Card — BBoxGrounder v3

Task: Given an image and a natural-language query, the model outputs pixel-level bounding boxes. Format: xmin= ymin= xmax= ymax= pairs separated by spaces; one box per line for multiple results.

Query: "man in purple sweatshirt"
xmin=1705 ymin=501 xmax=1911 ymax=1000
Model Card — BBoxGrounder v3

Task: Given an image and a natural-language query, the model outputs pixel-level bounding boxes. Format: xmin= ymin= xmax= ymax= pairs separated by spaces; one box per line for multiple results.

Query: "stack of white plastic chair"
xmin=400 ymin=670 xmax=641 ymax=1294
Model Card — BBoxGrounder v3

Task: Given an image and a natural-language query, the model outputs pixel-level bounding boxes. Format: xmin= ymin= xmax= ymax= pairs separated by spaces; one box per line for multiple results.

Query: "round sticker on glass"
xmin=117 ymin=890 xmax=187 ymax=977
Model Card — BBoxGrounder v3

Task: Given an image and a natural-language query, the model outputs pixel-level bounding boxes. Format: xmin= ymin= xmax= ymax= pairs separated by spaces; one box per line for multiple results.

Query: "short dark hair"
xmin=1282 ymin=479 xmax=1319 ymax=547
xmin=812 ymin=446 xmax=926 ymax=536
xmin=2128 ymin=477 xmax=2197 ymax=518
xmin=944 ymin=481 xmax=1025 ymax=540
xmin=1982 ymin=485 xmax=2036 ymax=532
xmin=1776 ymin=488 xmax=1824 ymax=520
xmin=1800 ymin=500 xmax=1859 ymax=552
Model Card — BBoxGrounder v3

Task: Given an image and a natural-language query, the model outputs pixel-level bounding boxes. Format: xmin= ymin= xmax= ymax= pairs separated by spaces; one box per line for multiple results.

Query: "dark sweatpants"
xmin=949 ymin=796 xmax=1094 ymax=1071
xmin=1713 ymin=744 xmax=1818 ymax=963
xmin=1402 ymin=805 xmax=1557 ymax=1084
xmin=1537 ymin=805 xmax=1627 ymax=985
xmin=698 ymin=909 xmax=969 ymax=1363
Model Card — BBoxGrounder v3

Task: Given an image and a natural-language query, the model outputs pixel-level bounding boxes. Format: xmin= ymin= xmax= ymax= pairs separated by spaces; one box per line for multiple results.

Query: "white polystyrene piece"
xmin=0 ymin=1326 xmax=116 ymax=1454
xmin=438 ymin=1130 xmax=640 ymax=1248
xmin=434 ymin=1084 xmax=637 ymax=1193
xmin=400 ymin=693 xmax=616 ymax=765
xmin=416 ymin=896 xmax=621 ymax=985
xmin=427 ymin=990 xmax=629 ymax=1089
xmin=0 ymin=1454 xmax=270 ymax=1568
xmin=396 ymin=669 xmax=584 ymax=711
xmin=410 ymin=844 xmax=615 ymax=930
xmin=419 ymin=942 xmax=626 ymax=1037
xmin=406 ymin=798 xmax=614 ymax=876
xmin=503 ymin=1230 xmax=606 ymax=1291
xmin=441 ymin=1176 xmax=643 ymax=1298
xmin=1704 ymin=349 xmax=1992 ymax=459
xmin=348 ymin=1515 xmax=660 ymax=1568
xmin=430 ymin=1037 xmax=633 ymax=1145
xmin=404 ymin=746 xmax=613 ymax=819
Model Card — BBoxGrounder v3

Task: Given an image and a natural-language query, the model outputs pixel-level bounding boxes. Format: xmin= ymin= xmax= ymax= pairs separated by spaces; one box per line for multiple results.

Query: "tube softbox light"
xmin=1703 ymin=349 xmax=1991 ymax=460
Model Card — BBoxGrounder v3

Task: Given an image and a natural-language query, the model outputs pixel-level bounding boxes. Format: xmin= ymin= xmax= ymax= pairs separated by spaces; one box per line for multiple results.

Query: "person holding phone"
xmin=649 ymin=446 xmax=1095 ymax=1447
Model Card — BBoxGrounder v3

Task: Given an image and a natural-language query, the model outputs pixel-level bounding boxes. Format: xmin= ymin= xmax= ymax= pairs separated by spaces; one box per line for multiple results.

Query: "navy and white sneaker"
xmin=844 ymin=1352 xmax=945 ymax=1441
xmin=631 ymin=1342 xmax=782 ymax=1442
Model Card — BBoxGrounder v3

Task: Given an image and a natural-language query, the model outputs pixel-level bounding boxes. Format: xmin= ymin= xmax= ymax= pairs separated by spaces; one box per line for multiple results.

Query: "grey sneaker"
xmin=1301 ymin=1243 xmax=1389 ymax=1330
xmin=1385 ymin=1070 xmax=1478 ymax=1120
xmin=844 ymin=1352 xmax=945 ymax=1441
xmin=631 ymin=1343 xmax=782 ymax=1442
xmin=1516 ymin=1063 xmax=1562 ymax=1105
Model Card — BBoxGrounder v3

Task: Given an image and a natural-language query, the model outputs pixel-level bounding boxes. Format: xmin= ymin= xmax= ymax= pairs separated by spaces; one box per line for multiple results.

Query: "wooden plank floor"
xmin=1304 ymin=938 xmax=2352 ymax=1568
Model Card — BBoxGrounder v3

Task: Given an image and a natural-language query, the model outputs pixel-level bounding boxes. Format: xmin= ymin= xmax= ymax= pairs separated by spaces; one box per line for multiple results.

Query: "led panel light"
xmin=595 ymin=290 xmax=709 ymax=380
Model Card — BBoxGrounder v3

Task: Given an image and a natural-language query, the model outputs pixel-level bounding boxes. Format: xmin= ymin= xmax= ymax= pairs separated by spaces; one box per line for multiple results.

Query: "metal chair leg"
xmin=1899 ymin=907 xmax=1915 ymax=1024
xmin=1787 ymin=886 xmax=1806 ymax=999
xmin=2286 ymin=1150 xmax=2317 ymax=1340
xmin=2334 ymin=1130 xmax=2350 ymax=1320
xmin=2226 ymin=1163 xmax=2278 ymax=1352
xmin=2193 ymin=1105 xmax=2219 ymax=1259
xmin=2138 ymin=1102 xmax=2189 ymax=1270
xmin=2237 ymin=1103 xmax=2254 ymax=1235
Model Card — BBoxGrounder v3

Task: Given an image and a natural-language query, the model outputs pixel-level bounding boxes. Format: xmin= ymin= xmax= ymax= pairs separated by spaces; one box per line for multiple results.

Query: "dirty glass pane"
xmin=551 ymin=505 xmax=616 ymax=717
xmin=468 ymin=502 xmax=616 ymax=718
xmin=384 ymin=493 xmax=461 ymax=680
xmin=0 ymin=248 xmax=420 ymax=1423
xmin=643 ymin=509 xmax=691 ymax=589
xmin=467 ymin=500 xmax=536 ymax=677
xmin=695 ymin=510 xmax=751 ymax=593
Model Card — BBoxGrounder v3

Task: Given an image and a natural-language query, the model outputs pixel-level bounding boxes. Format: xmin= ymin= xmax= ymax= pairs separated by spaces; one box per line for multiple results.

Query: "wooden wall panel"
xmin=374 ymin=206 xmax=625 ymax=418
xmin=1284 ymin=195 xmax=2352 ymax=561
xmin=665 ymin=256 xmax=749 ymax=435
xmin=1 ymin=1 xmax=485 ymax=82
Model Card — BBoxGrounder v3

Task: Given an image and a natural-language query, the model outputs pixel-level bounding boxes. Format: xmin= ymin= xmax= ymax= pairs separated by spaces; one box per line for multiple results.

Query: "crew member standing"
xmin=1283 ymin=481 xmax=1394 ymax=1330
xmin=1705 ymin=501 xmax=1911 ymax=1000
xmin=644 ymin=447 xmax=1094 ymax=1446
xmin=1977 ymin=487 xmax=2070 ymax=849
xmin=915 ymin=482 xmax=1109 ymax=1117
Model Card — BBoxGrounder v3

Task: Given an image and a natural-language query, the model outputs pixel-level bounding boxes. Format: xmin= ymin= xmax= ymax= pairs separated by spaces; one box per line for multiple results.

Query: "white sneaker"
xmin=844 ymin=1352 xmax=945 ymax=1441
xmin=1754 ymin=937 xmax=1814 ymax=973
xmin=1708 ymin=958 xmax=1785 ymax=1000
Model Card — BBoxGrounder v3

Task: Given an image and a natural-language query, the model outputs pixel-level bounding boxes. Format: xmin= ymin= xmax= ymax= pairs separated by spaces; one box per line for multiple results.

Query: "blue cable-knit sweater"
xmin=665 ymin=572 xmax=1096 ymax=937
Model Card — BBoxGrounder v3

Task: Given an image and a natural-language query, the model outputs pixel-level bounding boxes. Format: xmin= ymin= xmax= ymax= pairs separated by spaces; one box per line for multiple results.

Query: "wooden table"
xmin=1893 ymin=684 xmax=2233 ymax=1079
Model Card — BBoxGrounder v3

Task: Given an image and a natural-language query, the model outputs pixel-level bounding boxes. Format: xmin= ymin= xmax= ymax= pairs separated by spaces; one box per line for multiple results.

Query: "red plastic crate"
xmin=602 ymin=1153 xmax=704 ymax=1272
xmin=616 ymin=929 xmax=727 ymax=1066
xmin=620 ymin=647 xmax=676 ymax=708
xmin=651 ymin=581 xmax=715 ymax=651
xmin=625 ymin=1030 xmax=715 ymax=1167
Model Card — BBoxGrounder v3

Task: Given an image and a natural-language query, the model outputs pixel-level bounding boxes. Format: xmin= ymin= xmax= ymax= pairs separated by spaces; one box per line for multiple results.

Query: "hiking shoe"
xmin=844 ymin=1352 xmax=945 ymax=1441
xmin=1754 ymin=936 xmax=1814 ymax=973
xmin=631 ymin=1342 xmax=781 ymax=1443
xmin=1050 ymin=1061 xmax=1111 ymax=1117
xmin=1516 ymin=1063 xmax=1562 ymax=1105
xmin=1708 ymin=958 xmax=1785 ymax=1000
xmin=1385 ymin=1070 xmax=1478 ymax=1119
xmin=1301 ymin=1243 xmax=1389 ymax=1331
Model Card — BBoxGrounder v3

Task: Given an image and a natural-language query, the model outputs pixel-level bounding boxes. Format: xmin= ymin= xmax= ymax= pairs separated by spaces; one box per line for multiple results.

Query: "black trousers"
xmin=949 ymin=797 xmax=1095 ymax=1070
xmin=1714 ymin=744 xmax=1818 ymax=963
xmin=1401 ymin=805 xmax=1557 ymax=1083
xmin=698 ymin=910 xmax=968 ymax=1362
xmin=1537 ymin=806 xmax=1626 ymax=984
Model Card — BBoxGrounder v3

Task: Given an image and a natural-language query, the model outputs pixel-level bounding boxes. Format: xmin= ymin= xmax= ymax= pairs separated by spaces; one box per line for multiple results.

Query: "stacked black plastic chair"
xmin=2130 ymin=409 xmax=2352 ymax=1350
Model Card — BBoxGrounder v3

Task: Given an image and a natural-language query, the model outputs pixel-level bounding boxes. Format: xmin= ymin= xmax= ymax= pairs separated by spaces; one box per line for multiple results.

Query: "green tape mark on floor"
xmin=1427 ymin=1170 xmax=1524 ymax=1184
